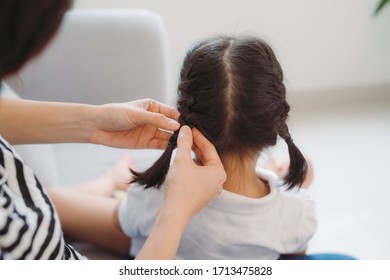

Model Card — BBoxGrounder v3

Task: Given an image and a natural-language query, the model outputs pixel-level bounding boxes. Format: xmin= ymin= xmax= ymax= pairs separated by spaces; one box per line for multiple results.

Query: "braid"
xmin=278 ymin=122 xmax=308 ymax=189
xmin=131 ymin=130 xmax=179 ymax=189
xmin=130 ymin=115 xmax=191 ymax=189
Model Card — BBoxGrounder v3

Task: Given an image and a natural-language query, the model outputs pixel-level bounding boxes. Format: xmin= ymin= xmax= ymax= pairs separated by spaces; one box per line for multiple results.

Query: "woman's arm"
xmin=136 ymin=208 xmax=189 ymax=260
xmin=0 ymin=97 xmax=91 ymax=144
xmin=0 ymin=97 xmax=179 ymax=148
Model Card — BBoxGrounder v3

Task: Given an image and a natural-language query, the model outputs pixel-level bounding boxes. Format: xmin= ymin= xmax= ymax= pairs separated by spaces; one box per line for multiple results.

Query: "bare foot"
xmin=104 ymin=153 xmax=137 ymax=193
xmin=262 ymin=156 xmax=289 ymax=178
xmin=54 ymin=154 xmax=138 ymax=199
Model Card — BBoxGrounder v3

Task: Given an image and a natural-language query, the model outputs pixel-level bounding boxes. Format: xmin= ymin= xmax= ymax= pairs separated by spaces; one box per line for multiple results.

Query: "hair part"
xmin=132 ymin=35 xmax=307 ymax=190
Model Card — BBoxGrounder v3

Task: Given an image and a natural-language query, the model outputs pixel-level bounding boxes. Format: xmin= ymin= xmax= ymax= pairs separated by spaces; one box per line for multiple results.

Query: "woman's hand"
xmin=162 ymin=126 xmax=226 ymax=219
xmin=89 ymin=99 xmax=180 ymax=149
xmin=136 ymin=126 xmax=226 ymax=259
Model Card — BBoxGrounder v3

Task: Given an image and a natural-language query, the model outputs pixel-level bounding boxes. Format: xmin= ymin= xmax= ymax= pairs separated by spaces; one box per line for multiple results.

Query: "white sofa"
xmin=4 ymin=9 xmax=171 ymax=259
xmin=6 ymin=9 xmax=170 ymax=188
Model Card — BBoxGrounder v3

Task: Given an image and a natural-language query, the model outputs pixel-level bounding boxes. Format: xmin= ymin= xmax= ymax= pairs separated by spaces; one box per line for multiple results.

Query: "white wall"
xmin=75 ymin=0 xmax=390 ymax=97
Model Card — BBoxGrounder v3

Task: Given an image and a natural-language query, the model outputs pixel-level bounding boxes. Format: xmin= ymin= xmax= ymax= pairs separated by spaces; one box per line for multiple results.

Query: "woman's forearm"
xmin=0 ymin=97 xmax=94 ymax=144
xmin=135 ymin=208 xmax=189 ymax=260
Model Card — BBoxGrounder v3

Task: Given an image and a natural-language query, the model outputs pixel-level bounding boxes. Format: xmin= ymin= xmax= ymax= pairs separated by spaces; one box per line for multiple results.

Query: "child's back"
xmin=120 ymin=167 xmax=316 ymax=259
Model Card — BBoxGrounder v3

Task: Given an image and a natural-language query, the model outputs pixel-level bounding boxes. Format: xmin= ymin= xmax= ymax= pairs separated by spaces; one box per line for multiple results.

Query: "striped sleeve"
xmin=0 ymin=136 xmax=85 ymax=260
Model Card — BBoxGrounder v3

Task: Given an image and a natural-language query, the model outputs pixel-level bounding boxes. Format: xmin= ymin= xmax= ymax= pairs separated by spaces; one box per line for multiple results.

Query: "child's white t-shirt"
xmin=118 ymin=167 xmax=317 ymax=259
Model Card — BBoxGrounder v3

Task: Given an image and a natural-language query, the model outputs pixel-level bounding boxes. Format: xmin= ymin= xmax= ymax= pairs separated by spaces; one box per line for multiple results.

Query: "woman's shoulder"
xmin=0 ymin=135 xmax=25 ymax=165
xmin=0 ymin=135 xmax=14 ymax=153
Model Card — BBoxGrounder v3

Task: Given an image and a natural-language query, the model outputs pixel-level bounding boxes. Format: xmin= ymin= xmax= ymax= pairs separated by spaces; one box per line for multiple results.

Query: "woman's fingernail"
xmin=179 ymin=125 xmax=191 ymax=135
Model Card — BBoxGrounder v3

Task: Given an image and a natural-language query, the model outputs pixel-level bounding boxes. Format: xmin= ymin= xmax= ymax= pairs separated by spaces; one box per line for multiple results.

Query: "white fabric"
xmin=0 ymin=136 xmax=85 ymax=259
xmin=119 ymin=167 xmax=317 ymax=260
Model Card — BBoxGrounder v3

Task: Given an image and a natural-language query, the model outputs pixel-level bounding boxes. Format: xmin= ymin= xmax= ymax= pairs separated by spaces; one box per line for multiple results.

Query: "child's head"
xmin=132 ymin=35 xmax=307 ymax=190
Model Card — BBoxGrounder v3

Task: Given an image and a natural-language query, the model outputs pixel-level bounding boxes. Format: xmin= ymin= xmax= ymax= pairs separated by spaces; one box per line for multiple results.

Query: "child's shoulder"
xmin=257 ymin=166 xmax=315 ymax=207
xmin=277 ymin=188 xmax=315 ymax=212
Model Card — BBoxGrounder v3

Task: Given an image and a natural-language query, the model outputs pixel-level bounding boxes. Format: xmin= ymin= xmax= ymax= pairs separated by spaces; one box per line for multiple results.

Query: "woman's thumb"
xmin=174 ymin=126 xmax=193 ymax=161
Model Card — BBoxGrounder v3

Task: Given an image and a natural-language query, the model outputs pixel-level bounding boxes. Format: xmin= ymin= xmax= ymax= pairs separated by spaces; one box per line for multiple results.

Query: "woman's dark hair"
xmin=132 ymin=35 xmax=307 ymax=190
xmin=0 ymin=0 xmax=71 ymax=80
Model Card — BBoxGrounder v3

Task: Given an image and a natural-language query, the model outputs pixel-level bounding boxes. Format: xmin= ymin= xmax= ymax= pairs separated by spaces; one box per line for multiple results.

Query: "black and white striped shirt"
xmin=0 ymin=136 xmax=85 ymax=259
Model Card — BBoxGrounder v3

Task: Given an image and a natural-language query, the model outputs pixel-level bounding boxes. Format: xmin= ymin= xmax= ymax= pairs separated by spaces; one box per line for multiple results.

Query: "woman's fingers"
xmin=136 ymin=109 xmax=180 ymax=131
xmin=128 ymin=99 xmax=180 ymax=132
xmin=147 ymin=99 xmax=180 ymax=121
xmin=192 ymin=128 xmax=222 ymax=167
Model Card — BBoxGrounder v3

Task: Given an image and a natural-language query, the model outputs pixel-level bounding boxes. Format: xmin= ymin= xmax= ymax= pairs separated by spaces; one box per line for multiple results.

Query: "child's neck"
xmin=221 ymin=155 xmax=269 ymax=199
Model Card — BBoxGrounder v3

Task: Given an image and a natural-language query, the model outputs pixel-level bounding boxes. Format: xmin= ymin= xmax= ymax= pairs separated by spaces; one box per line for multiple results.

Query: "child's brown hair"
xmin=132 ymin=35 xmax=307 ymax=190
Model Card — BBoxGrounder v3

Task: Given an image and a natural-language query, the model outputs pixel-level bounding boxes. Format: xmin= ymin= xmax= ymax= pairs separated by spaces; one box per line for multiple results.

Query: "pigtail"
xmin=279 ymin=123 xmax=307 ymax=190
xmin=131 ymin=131 xmax=178 ymax=189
